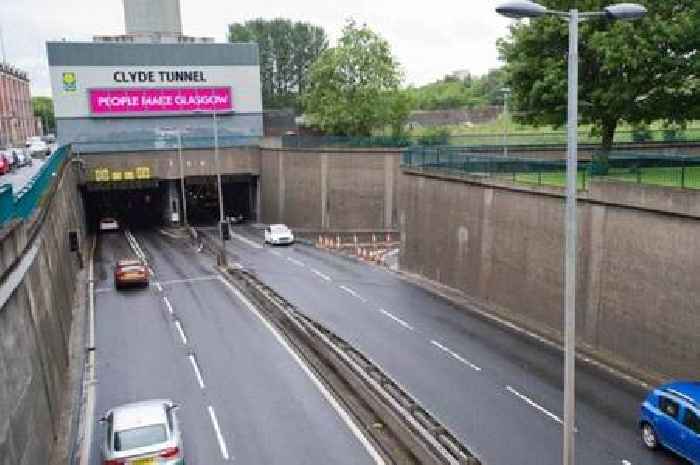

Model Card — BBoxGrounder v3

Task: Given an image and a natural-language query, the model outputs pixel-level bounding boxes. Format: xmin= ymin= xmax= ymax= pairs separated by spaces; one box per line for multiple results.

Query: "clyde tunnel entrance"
xmin=83 ymin=180 xmax=165 ymax=232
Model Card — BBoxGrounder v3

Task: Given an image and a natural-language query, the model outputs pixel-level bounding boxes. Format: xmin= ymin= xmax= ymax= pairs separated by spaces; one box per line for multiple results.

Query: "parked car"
xmin=14 ymin=149 xmax=32 ymax=167
xmin=99 ymin=218 xmax=120 ymax=232
xmin=264 ymin=224 xmax=295 ymax=245
xmin=0 ymin=153 xmax=9 ymax=175
xmin=114 ymin=258 xmax=150 ymax=289
xmin=28 ymin=138 xmax=50 ymax=157
xmin=639 ymin=381 xmax=700 ymax=463
xmin=100 ymin=399 xmax=184 ymax=465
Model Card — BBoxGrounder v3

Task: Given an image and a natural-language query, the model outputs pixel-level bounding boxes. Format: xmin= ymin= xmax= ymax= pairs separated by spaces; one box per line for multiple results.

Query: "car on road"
xmin=264 ymin=224 xmax=295 ymax=245
xmin=114 ymin=258 xmax=150 ymax=289
xmin=99 ymin=218 xmax=120 ymax=232
xmin=100 ymin=399 xmax=184 ymax=465
xmin=27 ymin=138 xmax=50 ymax=157
xmin=0 ymin=153 xmax=10 ymax=175
xmin=639 ymin=381 xmax=700 ymax=463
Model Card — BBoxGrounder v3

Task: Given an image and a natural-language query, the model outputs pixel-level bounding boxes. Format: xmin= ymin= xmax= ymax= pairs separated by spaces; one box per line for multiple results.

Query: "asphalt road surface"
xmin=197 ymin=224 xmax=687 ymax=465
xmin=1 ymin=157 xmax=44 ymax=192
xmin=89 ymin=229 xmax=381 ymax=465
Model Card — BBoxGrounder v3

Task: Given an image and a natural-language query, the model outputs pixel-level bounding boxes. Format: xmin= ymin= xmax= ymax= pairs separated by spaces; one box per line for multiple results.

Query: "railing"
xmin=0 ymin=144 xmax=72 ymax=227
xmin=401 ymin=147 xmax=700 ymax=191
xmin=72 ymin=135 xmax=262 ymax=153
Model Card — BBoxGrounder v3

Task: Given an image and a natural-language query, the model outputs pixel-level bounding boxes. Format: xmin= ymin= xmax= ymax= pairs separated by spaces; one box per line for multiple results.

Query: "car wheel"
xmin=641 ymin=422 xmax=658 ymax=450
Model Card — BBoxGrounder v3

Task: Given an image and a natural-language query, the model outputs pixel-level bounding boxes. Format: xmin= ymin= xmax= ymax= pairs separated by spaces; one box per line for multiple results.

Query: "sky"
xmin=0 ymin=0 xmax=512 ymax=97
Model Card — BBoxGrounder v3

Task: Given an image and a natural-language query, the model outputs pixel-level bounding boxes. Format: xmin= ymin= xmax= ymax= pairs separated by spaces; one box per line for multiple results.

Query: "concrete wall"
xmin=260 ymin=148 xmax=400 ymax=230
xmin=0 ymin=157 xmax=86 ymax=465
xmin=80 ymin=146 xmax=261 ymax=182
xmin=400 ymin=170 xmax=700 ymax=382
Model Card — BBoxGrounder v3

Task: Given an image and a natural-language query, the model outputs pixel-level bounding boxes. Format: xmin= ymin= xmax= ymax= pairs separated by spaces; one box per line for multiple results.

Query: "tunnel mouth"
xmin=83 ymin=181 xmax=165 ymax=232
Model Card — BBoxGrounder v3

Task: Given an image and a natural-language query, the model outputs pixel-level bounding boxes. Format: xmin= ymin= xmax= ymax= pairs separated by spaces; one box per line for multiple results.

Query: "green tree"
xmin=32 ymin=97 xmax=54 ymax=133
xmin=228 ymin=19 xmax=327 ymax=110
xmin=304 ymin=20 xmax=408 ymax=136
xmin=498 ymin=0 xmax=699 ymax=160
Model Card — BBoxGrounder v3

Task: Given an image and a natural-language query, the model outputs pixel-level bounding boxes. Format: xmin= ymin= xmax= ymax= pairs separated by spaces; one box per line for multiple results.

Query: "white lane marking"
xmin=621 ymin=460 xmax=631 ymax=465
xmin=208 ymin=405 xmax=230 ymax=460
xmin=506 ymin=385 xmax=563 ymax=425
xmin=158 ymin=275 xmax=219 ymax=287
xmin=154 ymin=282 xmax=163 ymax=292
xmin=188 ymin=354 xmax=205 ymax=389
xmin=286 ymin=256 xmax=305 ymax=267
xmin=174 ymin=320 xmax=188 ymax=345
xmin=379 ymin=309 xmax=414 ymax=331
xmin=269 ymin=249 xmax=282 ymax=257
xmin=310 ymin=268 xmax=332 ymax=282
xmin=163 ymin=297 xmax=174 ymax=315
xmin=339 ymin=285 xmax=368 ymax=303
xmin=148 ymin=267 xmax=155 ymax=275
xmin=430 ymin=340 xmax=481 ymax=372
xmin=219 ymin=277 xmax=384 ymax=465
xmin=229 ymin=229 xmax=263 ymax=249
xmin=80 ymin=236 xmax=97 ymax=465
xmin=94 ymin=288 xmax=112 ymax=294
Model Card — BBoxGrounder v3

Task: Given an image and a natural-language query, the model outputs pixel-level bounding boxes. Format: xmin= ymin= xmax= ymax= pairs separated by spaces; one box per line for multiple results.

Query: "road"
xmin=1 ymin=158 xmax=45 ymax=192
xmin=89 ymin=229 xmax=381 ymax=465
xmin=198 ymin=223 xmax=686 ymax=465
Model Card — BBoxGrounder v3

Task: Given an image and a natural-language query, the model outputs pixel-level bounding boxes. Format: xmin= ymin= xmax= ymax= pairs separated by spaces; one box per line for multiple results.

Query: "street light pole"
xmin=212 ymin=111 xmax=227 ymax=266
xmin=177 ymin=131 xmax=188 ymax=227
xmin=501 ymin=88 xmax=511 ymax=157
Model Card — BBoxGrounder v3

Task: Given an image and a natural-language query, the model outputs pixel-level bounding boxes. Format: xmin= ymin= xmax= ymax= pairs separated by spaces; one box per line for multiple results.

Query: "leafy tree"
xmin=228 ymin=19 xmax=327 ymax=109
xmin=498 ymin=0 xmax=700 ymax=159
xmin=304 ymin=20 xmax=409 ymax=136
xmin=408 ymin=68 xmax=508 ymax=110
xmin=32 ymin=97 xmax=54 ymax=133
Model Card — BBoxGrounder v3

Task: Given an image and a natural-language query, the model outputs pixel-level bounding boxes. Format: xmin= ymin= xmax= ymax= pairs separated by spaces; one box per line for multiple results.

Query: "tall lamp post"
xmin=176 ymin=130 xmax=188 ymax=227
xmin=501 ymin=87 xmax=511 ymax=156
xmin=495 ymin=3 xmax=646 ymax=465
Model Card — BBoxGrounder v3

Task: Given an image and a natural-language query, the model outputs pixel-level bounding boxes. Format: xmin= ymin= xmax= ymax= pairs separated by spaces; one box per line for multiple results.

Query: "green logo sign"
xmin=62 ymin=72 xmax=77 ymax=92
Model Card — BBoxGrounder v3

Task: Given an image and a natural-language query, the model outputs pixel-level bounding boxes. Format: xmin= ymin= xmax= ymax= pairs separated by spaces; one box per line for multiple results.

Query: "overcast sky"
xmin=0 ymin=0 xmax=512 ymax=97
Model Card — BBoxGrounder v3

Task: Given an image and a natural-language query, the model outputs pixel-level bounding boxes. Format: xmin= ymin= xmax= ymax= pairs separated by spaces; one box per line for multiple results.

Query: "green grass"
xmin=502 ymin=166 xmax=700 ymax=190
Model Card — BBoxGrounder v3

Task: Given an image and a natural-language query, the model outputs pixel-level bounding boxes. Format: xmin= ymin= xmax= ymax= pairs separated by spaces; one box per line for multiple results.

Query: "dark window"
xmin=106 ymin=413 xmax=114 ymax=450
xmin=683 ymin=409 xmax=700 ymax=434
xmin=659 ymin=396 xmax=680 ymax=419
xmin=114 ymin=424 xmax=167 ymax=451
xmin=166 ymin=408 xmax=174 ymax=433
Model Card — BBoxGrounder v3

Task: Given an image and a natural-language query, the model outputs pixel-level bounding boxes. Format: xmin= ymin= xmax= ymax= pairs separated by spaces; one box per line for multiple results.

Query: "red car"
xmin=0 ymin=154 xmax=9 ymax=175
xmin=114 ymin=259 xmax=150 ymax=289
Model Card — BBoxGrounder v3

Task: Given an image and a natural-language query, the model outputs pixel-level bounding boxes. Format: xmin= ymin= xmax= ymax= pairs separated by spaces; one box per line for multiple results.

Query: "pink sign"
xmin=89 ymin=87 xmax=233 ymax=114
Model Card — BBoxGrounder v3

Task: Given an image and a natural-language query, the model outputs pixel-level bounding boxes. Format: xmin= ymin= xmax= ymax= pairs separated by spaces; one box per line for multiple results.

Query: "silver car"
xmin=100 ymin=399 xmax=184 ymax=465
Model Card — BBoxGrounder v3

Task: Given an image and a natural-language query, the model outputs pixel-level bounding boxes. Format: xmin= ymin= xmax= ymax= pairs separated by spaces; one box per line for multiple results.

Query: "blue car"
xmin=640 ymin=381 xmax=700 ymax=463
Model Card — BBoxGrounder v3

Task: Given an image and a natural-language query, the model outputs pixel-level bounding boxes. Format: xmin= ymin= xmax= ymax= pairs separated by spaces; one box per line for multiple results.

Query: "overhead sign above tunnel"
xmin=89 ymin=87 xmax=233 ymax=115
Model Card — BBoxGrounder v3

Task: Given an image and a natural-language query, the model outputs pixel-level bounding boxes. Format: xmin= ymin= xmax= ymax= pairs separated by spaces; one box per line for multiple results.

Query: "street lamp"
xmin=501 ymin=87 xmax=511 ymax=157
xmin=495 ymin=3 xmax=646 ymax=465
xmin=176 ymin=130 xmax=188 ymax=227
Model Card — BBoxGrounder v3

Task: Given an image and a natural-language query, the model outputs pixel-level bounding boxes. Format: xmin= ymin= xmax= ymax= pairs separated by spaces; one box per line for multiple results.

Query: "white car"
xmin=28 ymin=139 xmax=50 ymax=157
xmin=99 ymin=218 xmax=120 ymax=232
xmin=264 ymin=224 xmax=295 ymax=245
xmin=100 ymin=399 xmax=184 ymax=465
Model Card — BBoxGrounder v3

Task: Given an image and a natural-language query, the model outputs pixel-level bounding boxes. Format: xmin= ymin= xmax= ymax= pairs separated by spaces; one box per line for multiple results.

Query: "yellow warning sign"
xmin=94 ymin=168 xmax=109 ymax=182
xmin=111 ymin=171 xmax=123 ymax=181
xmin=135 ymin=166 xmax=151 ymax=180
xmin=123 ymin=171 xmax=135 ymax=181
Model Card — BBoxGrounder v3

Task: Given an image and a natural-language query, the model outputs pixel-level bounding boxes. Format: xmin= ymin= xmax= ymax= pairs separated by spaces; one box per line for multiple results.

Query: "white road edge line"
xmin=208 ymin=405 xmax=230 ymax=460
xmin=379 ymin=309 xmax=414 ymax=331
xmin=229 ymin=229 xmax=263 ymax=249
xmin=430 ymin=340 xmax=482 ymax=372
xmin=174 ymin=320 xmax=188 ymax=345
xmin=188 ymin=354 xmax=205 ymax=389
xmin=163 ymin=297 xmax=174 ymax=315
xmin=339 ymin=285 xmax=368 ymax=303
xmin=286 ymin=256 xmax=305 ymax=267
xmin=506 ymin=385 xmax=563 ymax=425
xmin=155 ymin=282 xmax=163 ymax=292
xmin=219 ymin=277 xmax=385 ymax=465
xmin=80 ymin=236 xmax=97 ymax=465
xmin=310 ymin=268 xmax=332 ymax=282
xmin=158 ymin=275 xmax=219 ymax=287
xmin=269 ymin=249 xmax=282 ymax=257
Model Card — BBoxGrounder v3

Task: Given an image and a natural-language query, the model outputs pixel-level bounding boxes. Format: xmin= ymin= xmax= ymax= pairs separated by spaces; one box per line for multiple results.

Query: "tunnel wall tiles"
xmin=0 ymin=160 xmax=86 ymax=465
xmin=399 ymin=171 xmax=700 ymax=382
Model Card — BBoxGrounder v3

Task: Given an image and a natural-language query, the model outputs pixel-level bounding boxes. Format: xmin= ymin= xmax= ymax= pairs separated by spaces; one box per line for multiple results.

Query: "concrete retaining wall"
xmin=260 ymin=148 xmax=400 ymax=230
xmin=0 ymin=157 xmax=86 ymax=465
xmin=399 ymin=170 xmax=700 ymax=382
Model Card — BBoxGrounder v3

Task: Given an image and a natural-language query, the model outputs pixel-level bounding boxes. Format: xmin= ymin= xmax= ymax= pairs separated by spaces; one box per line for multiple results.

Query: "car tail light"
xmin=160 ymin=446 xmax=179 ymax=458
xmin=103 ymin=459 xmax=125 ymax=465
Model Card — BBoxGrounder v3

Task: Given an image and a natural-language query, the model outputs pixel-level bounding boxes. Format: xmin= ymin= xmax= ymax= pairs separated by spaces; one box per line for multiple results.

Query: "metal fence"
xmin=401 ymin=147 xmax=700 ymax=191
xmin=72 ymin=135 xmax=262 ymax=153
xmin=0 ymin=145 xmax=72 ymax=226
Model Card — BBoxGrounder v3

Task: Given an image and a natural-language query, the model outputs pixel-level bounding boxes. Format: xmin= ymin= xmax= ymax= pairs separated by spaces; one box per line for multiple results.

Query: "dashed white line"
xmin=154 ymin=282 xmax=163 ymax=292
xmin=219 ymin=277 xmax=384 ymax=464
xmin=188 ymin=354 xmax=205 ymax=389
xmin=339 ymin=285 xmax=367 ymax=303
xmin=310 ymin=268 xmax=332 ymax=282
xmin=379 ymin=309 xmax=414 ymax=331
xmin=208 ymin=405 xmax=230 ymax=460
xmin=163 ymin=297 xmax=174 ymax=315
xmin=229 ymin=230 xmax=263 ymax=249
xmin=174 ymin=320 xmax=188 ymax=345
xmin=621 ymin=460 xmax=632 ymax=465
xmin=286 ymin=256 xmax=306 ymax=267
xmin=506 ymin=385 xmax=563 ymax=425
xmin=430 ymin=340 xmax=482 ymax=372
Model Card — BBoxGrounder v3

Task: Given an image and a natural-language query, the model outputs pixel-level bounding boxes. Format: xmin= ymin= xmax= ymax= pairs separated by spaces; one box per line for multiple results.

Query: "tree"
xmin=303 ymin=20 xmax=408 ymax=136
xmin=32 ymin=97 xmax=54 ymax=133
xmin=498 ymin=0 xmax=700 ymax=160
xmin=228 ymin=19 xmax=327 ymax=110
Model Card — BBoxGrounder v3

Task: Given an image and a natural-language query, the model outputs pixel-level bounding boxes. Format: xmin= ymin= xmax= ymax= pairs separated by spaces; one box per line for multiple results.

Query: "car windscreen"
xmin=271 ymin=226 xmax=289 ymax=234
xmin=119 ymin=266 xmax=144 ymax=273
xmin=114 ymin=424 xmax=167 ymax=451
